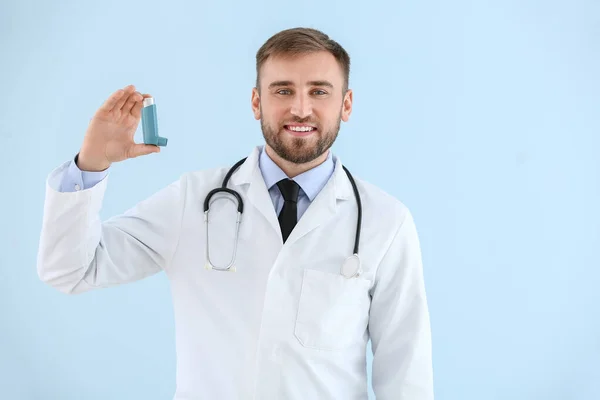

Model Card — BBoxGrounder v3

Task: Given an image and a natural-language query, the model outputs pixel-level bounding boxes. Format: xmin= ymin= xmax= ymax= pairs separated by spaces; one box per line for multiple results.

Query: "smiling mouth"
xmin=284 ymin=125 xmax=317 ymax=136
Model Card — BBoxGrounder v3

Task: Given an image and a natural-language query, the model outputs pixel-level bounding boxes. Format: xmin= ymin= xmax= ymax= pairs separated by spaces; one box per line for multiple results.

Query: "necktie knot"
xmin=276 ymin=179 xmax=300 ymax=203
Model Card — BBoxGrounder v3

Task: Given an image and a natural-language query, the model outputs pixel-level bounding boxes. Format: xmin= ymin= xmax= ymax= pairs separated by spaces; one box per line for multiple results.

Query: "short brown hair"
xmin=255 ymin=27 xmax=351 ymax=93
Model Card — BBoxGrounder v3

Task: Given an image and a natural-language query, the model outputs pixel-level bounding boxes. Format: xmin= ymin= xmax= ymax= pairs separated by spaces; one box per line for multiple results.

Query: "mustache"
xmin=282 ymin=117 xmax=318 ymax=125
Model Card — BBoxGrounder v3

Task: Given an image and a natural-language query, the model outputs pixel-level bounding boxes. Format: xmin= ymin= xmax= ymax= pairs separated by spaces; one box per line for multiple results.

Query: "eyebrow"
xmin=268 ymin=80 xmax=334 ymax=89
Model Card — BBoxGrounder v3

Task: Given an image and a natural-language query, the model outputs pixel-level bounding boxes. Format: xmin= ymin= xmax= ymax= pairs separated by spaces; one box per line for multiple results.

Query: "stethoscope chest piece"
xmin=340 ymin=254 xmax=361 ymax=278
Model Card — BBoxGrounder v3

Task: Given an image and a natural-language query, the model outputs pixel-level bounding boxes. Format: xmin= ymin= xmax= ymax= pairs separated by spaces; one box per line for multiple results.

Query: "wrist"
xmin=76 ymin=152 xmax=110 ymax=172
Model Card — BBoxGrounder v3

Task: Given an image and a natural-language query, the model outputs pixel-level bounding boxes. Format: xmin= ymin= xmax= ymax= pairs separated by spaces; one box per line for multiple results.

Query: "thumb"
xmin=129 ymin=143 xmax=161 ymax=158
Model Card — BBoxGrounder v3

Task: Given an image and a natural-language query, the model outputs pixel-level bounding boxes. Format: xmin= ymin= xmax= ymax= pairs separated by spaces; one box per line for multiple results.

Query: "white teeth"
xmin=288 ymin=126 xmax=314 ymax=132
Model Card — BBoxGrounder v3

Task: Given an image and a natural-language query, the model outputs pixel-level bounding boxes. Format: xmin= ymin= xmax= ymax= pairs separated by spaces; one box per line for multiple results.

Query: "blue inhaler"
xmin=141 ymin=97 xmax=168 ymax=146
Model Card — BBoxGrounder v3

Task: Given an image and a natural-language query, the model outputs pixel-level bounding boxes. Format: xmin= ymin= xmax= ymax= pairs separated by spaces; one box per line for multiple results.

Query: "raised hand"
xmin=77 ymin=84 xmax=160 ymax=171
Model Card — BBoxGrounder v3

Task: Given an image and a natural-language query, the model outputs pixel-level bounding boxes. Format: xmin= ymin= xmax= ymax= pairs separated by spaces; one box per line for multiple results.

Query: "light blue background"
xmin=1 ymin=0 xmax=598 ymax=399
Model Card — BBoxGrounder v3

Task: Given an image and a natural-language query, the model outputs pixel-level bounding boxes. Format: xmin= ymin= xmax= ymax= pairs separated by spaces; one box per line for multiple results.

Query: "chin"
xmin=280 ymin=144 xmax=324 ymax=164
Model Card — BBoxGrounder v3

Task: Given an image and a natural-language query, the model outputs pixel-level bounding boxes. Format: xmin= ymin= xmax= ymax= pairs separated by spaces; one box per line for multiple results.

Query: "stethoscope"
xmin=204 ymin=157 xmax=363 ymax=279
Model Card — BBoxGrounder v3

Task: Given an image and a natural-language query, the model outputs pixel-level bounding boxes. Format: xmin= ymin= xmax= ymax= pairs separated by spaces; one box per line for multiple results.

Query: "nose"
xmin=290 ymin=92 xmax=313 ymax=118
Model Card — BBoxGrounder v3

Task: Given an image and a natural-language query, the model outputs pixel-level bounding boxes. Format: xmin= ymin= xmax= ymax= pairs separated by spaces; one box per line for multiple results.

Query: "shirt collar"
xmin=258 ymin=145 xmax=335 ymax=201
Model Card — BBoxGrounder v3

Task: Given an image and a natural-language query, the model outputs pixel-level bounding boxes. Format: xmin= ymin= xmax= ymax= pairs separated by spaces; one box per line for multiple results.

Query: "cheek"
xmin=260 ymin=102 xmax=280 ymax=119
xmin=317 ymin=103 xmax=339 ymax=118
xmin=266 ymin=110 xmax=287 ymax=126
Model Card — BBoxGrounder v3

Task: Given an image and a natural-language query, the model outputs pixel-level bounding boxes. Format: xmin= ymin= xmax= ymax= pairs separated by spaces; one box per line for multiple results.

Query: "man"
xmin=37 ymin=27 xmax=434 ymax=399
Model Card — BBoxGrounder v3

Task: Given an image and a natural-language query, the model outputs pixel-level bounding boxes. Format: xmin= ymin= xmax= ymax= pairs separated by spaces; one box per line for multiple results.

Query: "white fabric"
xmin=37 ymin=146 xmax=434 ymax=399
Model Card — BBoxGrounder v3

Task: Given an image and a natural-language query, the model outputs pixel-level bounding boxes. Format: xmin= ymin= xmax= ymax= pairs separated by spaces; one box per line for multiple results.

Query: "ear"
xmin=251 ymin=87 xmax=261 ymax=120
xmin=341 ymin=89 xmax=353 ymax=122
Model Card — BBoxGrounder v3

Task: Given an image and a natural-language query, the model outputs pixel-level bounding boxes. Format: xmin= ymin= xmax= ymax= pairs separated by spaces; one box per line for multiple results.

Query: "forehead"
xmin=259 ymin=51 xmax=344 ymax=87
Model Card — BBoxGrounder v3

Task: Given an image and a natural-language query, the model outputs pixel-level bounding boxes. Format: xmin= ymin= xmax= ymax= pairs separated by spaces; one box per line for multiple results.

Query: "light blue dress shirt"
xmin=59 ymin=153 xmax=110 ymax=192
xmin=58 ymin=146 xmax=335 ymax=220
xmin=258 ymin=146 xmax=334 ymax=220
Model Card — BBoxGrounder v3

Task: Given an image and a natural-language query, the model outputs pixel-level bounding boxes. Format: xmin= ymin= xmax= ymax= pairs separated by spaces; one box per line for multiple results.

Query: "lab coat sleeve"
xmin=368 ymin=209 xmax=434 ymax=399
xmin=37 ymin=160 xmax=186 ymax=295
xmin=58 ymin=154 xmax=109 ymax=192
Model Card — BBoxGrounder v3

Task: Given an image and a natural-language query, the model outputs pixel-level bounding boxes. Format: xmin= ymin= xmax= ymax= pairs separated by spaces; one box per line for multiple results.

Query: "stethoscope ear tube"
xmin=204 ymin=188 xmax=244 ymax=213
xmin=342 ymin=165 xmax=362 ymax=256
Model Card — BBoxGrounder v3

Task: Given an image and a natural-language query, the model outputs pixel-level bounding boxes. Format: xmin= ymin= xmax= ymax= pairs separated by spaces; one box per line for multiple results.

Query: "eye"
xmin=276 ymin=89 xmax=292 ymax=95
xmin=313 ymin=89 xmax=327 ymax=95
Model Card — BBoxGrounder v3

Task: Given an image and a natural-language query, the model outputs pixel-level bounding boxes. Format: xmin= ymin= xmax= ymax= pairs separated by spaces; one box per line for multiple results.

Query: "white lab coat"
xmin=37 ymin=146 xmax=434 ymax=399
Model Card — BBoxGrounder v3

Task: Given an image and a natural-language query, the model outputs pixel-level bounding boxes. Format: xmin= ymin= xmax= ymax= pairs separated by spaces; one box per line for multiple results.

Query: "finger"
xmin=131 ymin=98 xmax=143 ymax=119
xmin=115 ymin=85 xmax=136 ymax=111
xmin=129 ymin=143 xmax=160 ymax=158
xmin=99 ymin=88 xmax=127 ymax=113
xmin=123 ymin=91 xmax=142 ymax=114
xmin=131 ymin=93 xmax=151 ymax=119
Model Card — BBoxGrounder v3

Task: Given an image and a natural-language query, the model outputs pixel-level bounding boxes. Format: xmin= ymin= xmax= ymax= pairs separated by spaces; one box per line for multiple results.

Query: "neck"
xmin=265 ymin=145 xmax=329 ymax=178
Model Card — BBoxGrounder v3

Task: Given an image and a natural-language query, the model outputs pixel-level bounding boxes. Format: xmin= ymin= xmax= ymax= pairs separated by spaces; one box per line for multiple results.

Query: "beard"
xmin=261 ymin=114 xmax=341 ymax=164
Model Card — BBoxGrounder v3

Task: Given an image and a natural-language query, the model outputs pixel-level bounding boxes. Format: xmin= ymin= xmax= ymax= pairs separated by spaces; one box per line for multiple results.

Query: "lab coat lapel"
xmin=229 ymin=147 xmax=354 ymax=245
xmin=284 ymin=156 xmax=353 ymax=247
xmin=229 ymin=147 xmax=282 ymax=239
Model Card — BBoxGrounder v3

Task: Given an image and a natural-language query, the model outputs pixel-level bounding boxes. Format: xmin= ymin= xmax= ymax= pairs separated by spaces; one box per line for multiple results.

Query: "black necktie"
xmin=276 ymin=179 xmax=300 ymax=243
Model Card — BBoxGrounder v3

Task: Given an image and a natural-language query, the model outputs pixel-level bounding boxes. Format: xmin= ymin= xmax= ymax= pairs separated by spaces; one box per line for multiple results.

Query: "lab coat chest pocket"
xmin=294 ymin=268 xmax=371 ymax=351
